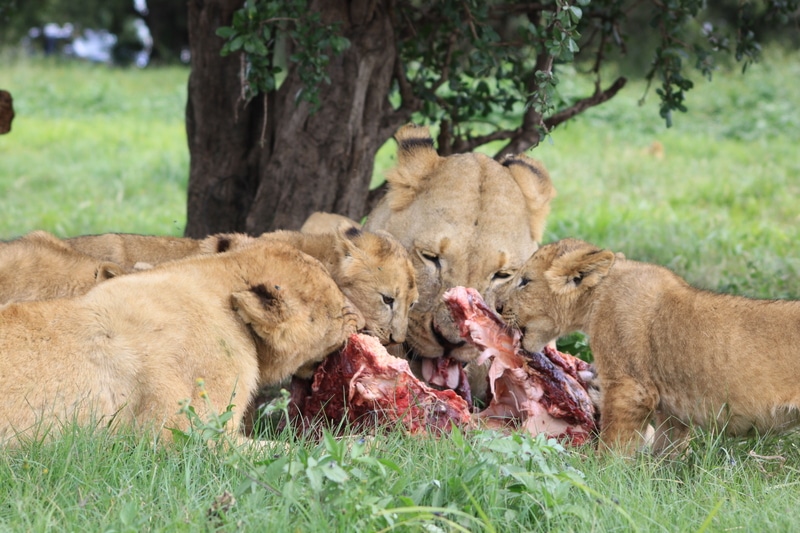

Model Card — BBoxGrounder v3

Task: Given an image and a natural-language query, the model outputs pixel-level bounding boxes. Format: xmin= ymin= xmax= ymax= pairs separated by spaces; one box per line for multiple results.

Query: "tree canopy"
xmin=217 ymin=0 xmax=798 ymax=157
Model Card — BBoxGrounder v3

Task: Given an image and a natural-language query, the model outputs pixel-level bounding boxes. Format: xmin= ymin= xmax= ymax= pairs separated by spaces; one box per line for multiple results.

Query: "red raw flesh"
xmin=297 ymin=333 xmax=471 ymax=435
xmin=443 ymin=286 xmax=597 ymax=445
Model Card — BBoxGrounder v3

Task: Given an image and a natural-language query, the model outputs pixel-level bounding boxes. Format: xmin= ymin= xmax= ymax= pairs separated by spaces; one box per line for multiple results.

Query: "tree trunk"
xmin=185 ymin=0 xmax=406 ymax=238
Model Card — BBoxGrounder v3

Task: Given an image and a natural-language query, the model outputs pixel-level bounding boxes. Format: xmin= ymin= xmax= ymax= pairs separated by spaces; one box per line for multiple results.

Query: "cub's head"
xmin=229 ymin=242 xmax=365 ymax=384
xmin=334 ymin=226 xmax=418 ymax=345
xmin=493 ymin=239 xmax=615 ymax=353
xmin=365 ymin=124 xmax=556 ymax=363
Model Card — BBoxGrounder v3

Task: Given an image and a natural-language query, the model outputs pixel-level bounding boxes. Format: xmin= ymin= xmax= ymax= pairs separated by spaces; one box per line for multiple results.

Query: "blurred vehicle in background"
xmin=15 ymin=0 xmax=185 ymax=67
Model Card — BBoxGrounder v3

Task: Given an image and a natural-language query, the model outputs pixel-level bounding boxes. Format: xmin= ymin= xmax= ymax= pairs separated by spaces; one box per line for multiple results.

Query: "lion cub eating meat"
xmin=0 ymin=231 xmax=124 ymax=305
xmin=262 ymin=227 xmax=417 ymax=346
xmin=0 ymin=240 xmax=363 ymax=446
xmin=204 ymin=227 xmax=418 ymax=347
xmin=493 ymin=238 xmax=800 ymax=456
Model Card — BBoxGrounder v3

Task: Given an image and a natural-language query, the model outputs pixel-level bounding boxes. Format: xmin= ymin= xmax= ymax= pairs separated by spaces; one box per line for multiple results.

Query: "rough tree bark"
xmin=185 ymin=0 xmax=409 ymax=238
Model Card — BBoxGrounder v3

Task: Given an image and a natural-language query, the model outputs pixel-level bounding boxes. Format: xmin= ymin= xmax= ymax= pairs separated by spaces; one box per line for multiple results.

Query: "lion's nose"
xmin=495 ymin=302 xmax=505 ymax=315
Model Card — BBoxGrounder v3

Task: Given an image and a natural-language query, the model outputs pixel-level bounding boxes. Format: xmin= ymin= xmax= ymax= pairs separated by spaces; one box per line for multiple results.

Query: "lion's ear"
xmin=231 ymin=284 xmax=287 ymax=339
xmin=330 ymin=225 xmax=361 ymax=259
xmin=26 ymin=230 xmax=67 ymax=248
xmin=301 ymin=211 xmax=361 ymax=234
xmin=96 ymin=262 xmax=125 ymax=280
xmin=545 ymin=243 xmax=615 ymax=295
xmin=502 ymin=154 xmax=557 ymax=243
xmin=384 ymin=124 xmax=441 ymax=211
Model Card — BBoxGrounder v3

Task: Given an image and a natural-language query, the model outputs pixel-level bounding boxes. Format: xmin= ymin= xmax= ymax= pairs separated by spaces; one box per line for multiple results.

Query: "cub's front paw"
xmin=342 ymin=299 xmax=366 ymax=336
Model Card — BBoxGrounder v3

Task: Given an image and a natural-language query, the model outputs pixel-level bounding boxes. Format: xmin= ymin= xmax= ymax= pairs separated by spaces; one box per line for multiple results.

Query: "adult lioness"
xmin=0 ymin=240 xmax=363 ymax=446
xmin=363 ymin=124 xmax=556 ymax=393
xmin=0 ymin=231 xmax=124 ymax=305
xmin=493 ymin=238 xmax=800 ymax=456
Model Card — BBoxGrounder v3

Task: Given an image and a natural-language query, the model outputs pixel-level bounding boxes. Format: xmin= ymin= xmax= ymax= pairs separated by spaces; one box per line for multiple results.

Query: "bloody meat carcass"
xmin=292 ymin=288 xmax=596 ymax=445
xmin=293 ymin=333 xmax=471 ymax=435
xmin=443 ymin=286 xmax=597 ymax=445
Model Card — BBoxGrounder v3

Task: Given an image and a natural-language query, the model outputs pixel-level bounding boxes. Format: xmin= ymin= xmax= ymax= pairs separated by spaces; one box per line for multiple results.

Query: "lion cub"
xmin=204 ymin=227 xmax=418 ymax=346
xmin=493 ymin=238 xmax=800 ymax=456
xmin=0 ymin=240 xmax=363 ymax=446
xmin=264 ymin=227 xmax=417 ymax=346
xmin=0 ymin=231 xmax=124 ymax=305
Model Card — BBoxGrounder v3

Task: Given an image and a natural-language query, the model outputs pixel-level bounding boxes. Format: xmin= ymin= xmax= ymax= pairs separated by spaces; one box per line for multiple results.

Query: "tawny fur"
xmin=0 ymin=231 xmax=124 ymax=305
xmin=0 ymin=240 xmax=363 ymax=446
xmin=494 ymin=238 xmax=800 ymax=456
xmin=202 ymin=228 xmax=418 ymax=346
xmin=66 ymin=232 xmax=204 ymax=271
xmin=363 ymin=124 xmax=556 ymax=369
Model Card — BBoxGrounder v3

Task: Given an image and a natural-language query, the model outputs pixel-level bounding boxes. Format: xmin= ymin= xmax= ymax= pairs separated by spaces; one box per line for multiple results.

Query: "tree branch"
xmin=455 ymin=128 xmax=518 ymax=153
xmin=365 ymin=181 xmax=389 ymax=216
xmin=494 ymin=75 xmax=627 ymax=159
xmin=378 ymin=47 xmax=420 ymax=140
xmin=494 ymin=51 xmax=553 ymax=158
xmin=543 ymin=76 xmax=627 ymax=130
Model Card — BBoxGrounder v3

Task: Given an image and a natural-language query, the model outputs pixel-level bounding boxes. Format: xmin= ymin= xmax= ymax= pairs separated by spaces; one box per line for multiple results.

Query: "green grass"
xmin=534 ymin=46 xmax=800 ymax=300
xmin=0 ymin=55 xmax=189 ymax=237
xmin=2 ymin=47 xmax=800 ymax=531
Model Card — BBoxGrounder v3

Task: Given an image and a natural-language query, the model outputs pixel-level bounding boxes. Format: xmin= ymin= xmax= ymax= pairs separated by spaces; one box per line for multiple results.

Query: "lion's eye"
xmin=419 ymin=251 xmax=441 ymax=268
xmin=519 ymin=277 xmax=530 ymax=288
xmin=382 ymin=294 xmax=395 ymax=307
xmin=493 ymin=271 xmax=512 ymax=281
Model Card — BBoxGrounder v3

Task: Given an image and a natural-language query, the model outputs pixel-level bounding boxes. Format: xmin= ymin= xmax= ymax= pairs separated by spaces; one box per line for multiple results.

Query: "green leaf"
xmin=322 ymin=430 xmax=343 ymax=459
xmin=567 ymin=38 xmax=579 ymax=53
xmin=484 ymin=437 xmax=521 ymax=455
xmin=330 ymin=35 xmax=350 ymax=53
xmin=228 ymin=35 xmax=245 ymax=52
xmin=322 ymin=461 xmax=350 ymax=484
xmin=305 ymin=464 xmax=323 ymax=492
xmin=249 ymin=38 xmax=269 ymax=56
xmin=216 ymin=26 xmax=236 ymax=39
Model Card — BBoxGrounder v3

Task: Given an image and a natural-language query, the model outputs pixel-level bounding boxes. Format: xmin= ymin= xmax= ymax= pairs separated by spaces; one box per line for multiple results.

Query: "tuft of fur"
xmin=0 ymin=231 xmax=124 ymax=305
xmin=494 ymin=238 xmax=800 ymax=456
xmin=0 ymin=240 xmax=362 ymax=446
